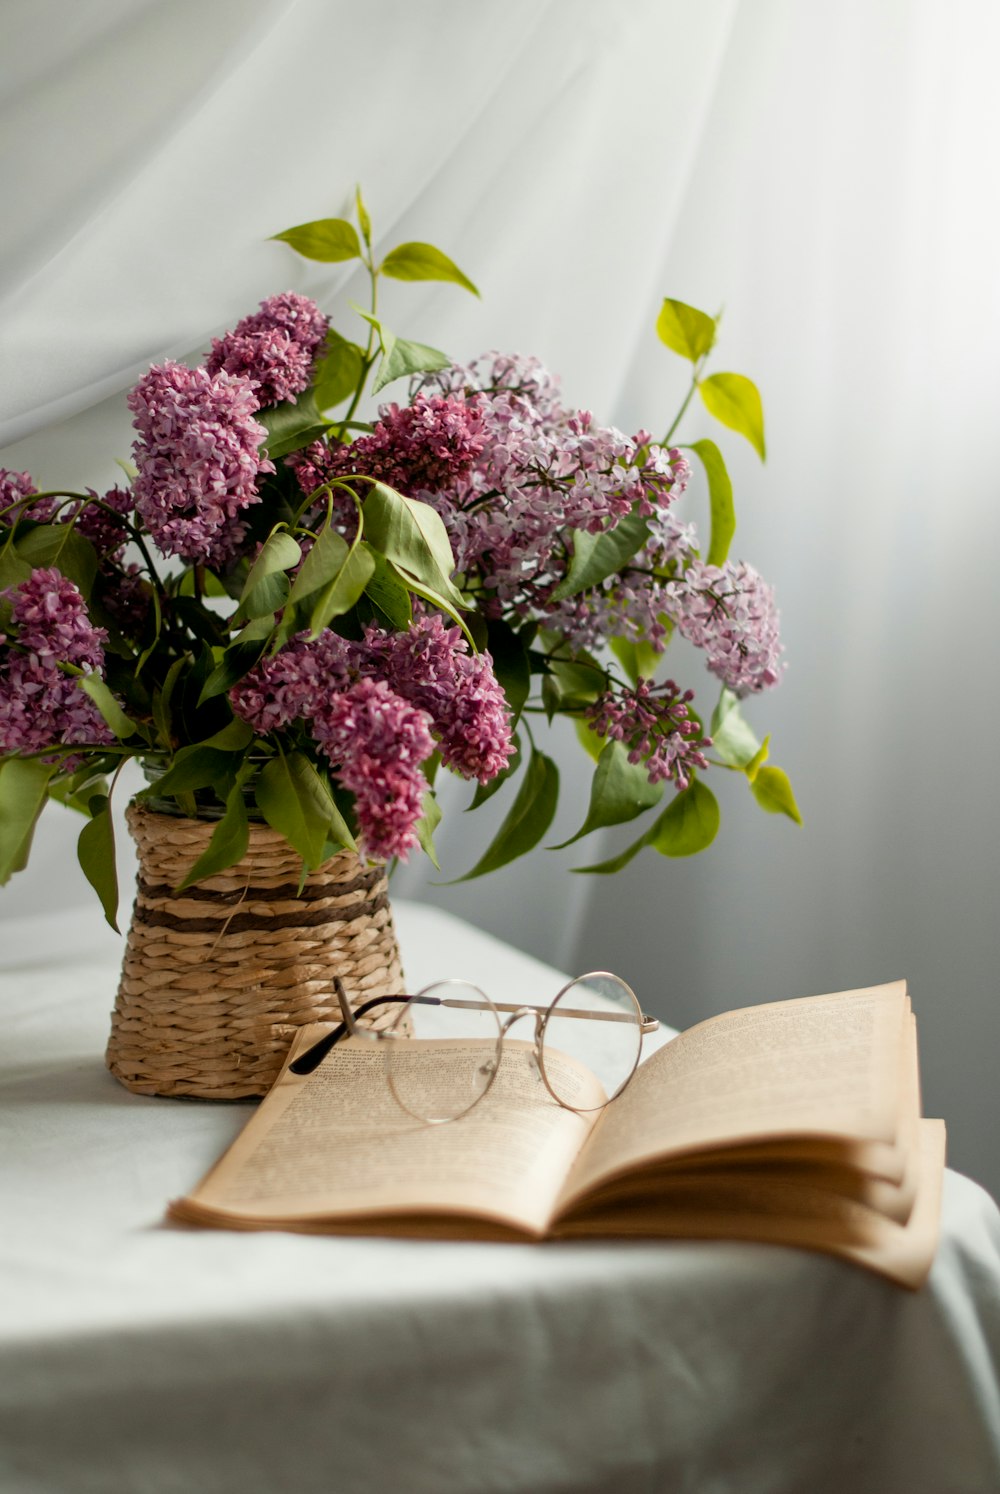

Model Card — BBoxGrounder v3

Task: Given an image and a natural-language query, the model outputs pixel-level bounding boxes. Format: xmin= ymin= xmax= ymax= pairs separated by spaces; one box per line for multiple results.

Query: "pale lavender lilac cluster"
xmin=206 ymin=292 xmax=330 ymax=407
xmin=586 ymin=679 xmax=711 ymax=791
xmin=666 ymin=560 xmax=783 ymax=696
xmin=230 ymin=613 xmax=512 ymax=859
xmin=0 ymin=568 xmax=115 ymax=762
xmin=128 ymin=361 xmax=274 ymax=567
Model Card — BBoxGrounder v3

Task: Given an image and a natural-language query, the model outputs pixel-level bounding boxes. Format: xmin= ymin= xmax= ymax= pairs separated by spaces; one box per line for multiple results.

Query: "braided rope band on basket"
xmin=106 ymin=803 xmax=405 ymax=1099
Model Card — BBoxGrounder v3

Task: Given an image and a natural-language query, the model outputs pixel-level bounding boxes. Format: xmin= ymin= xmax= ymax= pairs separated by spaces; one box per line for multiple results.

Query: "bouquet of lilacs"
xmin=0 ymin=191 xmax=798 ymax=927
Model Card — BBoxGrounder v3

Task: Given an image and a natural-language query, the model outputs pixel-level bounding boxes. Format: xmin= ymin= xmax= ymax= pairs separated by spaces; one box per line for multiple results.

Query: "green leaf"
xmin=650 ymin=779 xmax=720 ymax=856
xmin=77 ymin=798 xmax=119 ymax=931
xmin=414 ymin=788 xmax=442 ymax=869
xmin=198 ymin=636 xmax=269 ymax=704
xmin=363 ymin=547 xmax=413 ymax=629
xmin=271 ymin=217 xmax=362 ymax=262
xmin=355 ymin=185 xmax=372 ymax=245
xmin=78 ymin=675 xmax=136 ymax=739
xmin=371 ymin=335 xmax=450 ymax=396
xmin=141 ymin=746 xmax=238 ymax=799
xmin=750 ymin=765 xmax=802 ymax=824
xmin=308 ymin=542 xmax=376 ymax=635
xmin=255 ymin=752 xmax=335 ymax=869
xmin=238 ymin=529 xmax=302 ymax=610
xmin=609 ymin=634 xmax=664 ymax=686
xmin=548 ymin=507 xmax=651 ymax=603
xmin=745 ymin=734 xmax=770 ymax=782
xmin=15 ymin=525 xmax=98 ymax=598
xmin=484 ymin=618 xmax=531 ymax=728
xmin=362 ymin=483 xmax=464 ymax=610
xmin=288 ymin=524 xmax=349 ymax=605
xmin=258 ymin=389 xmax=328 ymax=461
xmin=200 ymin=718 xmax=255 ymax=751
xmin=313 ymin=332 xmax=365 ymax=411
xmin=379 ymin=241 xmax=479 ymax=296
xmin=656 ymin=298 xmax=717 ymax=362
xmin=699 ymin=373 xmax=766 ymax=461
xmin=153 ymin=656 xmax=186 ymax=749
xmin=175 ymin=774 xmax=251 ymax=891
xmin=448 ymin=749 xmax=559 ymax=882
xmin=688 ymin=438 xmax=736 ymax=566
xmin=574 ymin=779 xmax=719 ymax=872
xmin=709 ymin=687 xmax=761 ymax=770
xmin=0 ymin=547 xmax=33 ymax=594
xmin=0 ymin=756 xmax=53 ymax=883
xmin=551 ymin=740 xmax=663 ymax=849
xmin=574 ymin=717 xmax=606 ymax=763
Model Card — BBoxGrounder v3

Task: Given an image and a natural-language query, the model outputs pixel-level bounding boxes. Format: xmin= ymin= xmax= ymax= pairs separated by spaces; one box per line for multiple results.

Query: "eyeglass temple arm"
xmin=443 ymin=997 xmax=659 ymax=1034
xmin=287 ymin=986 xmax=436 ymax=1076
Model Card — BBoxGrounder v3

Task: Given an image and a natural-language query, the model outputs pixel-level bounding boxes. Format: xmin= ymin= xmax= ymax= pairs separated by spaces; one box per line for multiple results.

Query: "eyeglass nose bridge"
xmin=498 ymin=1006 xmax=547 ymax=1072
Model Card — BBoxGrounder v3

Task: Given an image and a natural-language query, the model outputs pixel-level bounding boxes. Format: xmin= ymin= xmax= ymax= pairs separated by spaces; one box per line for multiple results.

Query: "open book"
xmin=169 ymin=979 xmax=945 ymax=1289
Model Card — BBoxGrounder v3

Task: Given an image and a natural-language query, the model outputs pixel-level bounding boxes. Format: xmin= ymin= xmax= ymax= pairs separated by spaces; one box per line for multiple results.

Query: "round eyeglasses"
xmin=289 ymin=973 xmax=658 ymax=1124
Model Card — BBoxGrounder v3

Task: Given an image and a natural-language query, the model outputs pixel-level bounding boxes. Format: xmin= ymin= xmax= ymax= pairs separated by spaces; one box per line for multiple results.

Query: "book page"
xmin=170 ymin=1031 xmax=603 ymax=1237
xmin=556 ymin=982 xmax=911 ymax=1213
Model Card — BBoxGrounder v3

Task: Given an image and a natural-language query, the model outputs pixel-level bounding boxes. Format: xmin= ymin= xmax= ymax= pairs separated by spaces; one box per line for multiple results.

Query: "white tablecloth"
xmin=2 ymin=901 xmax=1000 ymax=1494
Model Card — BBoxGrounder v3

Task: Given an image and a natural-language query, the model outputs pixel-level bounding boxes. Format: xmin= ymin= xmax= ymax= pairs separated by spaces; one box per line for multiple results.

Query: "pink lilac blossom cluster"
xmin=586 ymin=678 xmax=711 ymax=792
xmin=0 ymin=567 xmax=114 ymax=762
xmin=206 ymin=292 xmax=330 ymax=408
xmin=289 ymin=392 xmax=485 ymax=509
xmin=411 ymin=354 xmax=691 ymax=626
xmin=0 ymin=468 xmax=56 ymax=523
xmin=667 ymin=560 xmax=783 ymax=697
xmin=230 ymin=613 xmax=513 ymax=858
xmin=128 ymin=361 xmax=274 ymax=567
xmin=67 ymin=486 xmax=135 ymax=559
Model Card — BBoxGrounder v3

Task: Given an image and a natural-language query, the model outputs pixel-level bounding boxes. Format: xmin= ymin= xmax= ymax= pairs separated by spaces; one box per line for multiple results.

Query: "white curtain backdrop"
xmin=3 ymin=1 xmax=999 ymax=1198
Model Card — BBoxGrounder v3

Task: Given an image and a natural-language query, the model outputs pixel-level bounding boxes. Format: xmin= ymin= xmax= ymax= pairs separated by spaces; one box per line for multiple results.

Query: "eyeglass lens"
xmin=384 ymin=980 xmax=503 ymax=1124
xmin=539 ymin=973 xmax=643 ymax=1111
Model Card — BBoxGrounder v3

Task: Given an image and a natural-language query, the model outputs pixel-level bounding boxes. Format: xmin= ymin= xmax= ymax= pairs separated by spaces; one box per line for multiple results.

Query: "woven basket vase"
xmin=106 ymin=802 xmax=405 ymax=1099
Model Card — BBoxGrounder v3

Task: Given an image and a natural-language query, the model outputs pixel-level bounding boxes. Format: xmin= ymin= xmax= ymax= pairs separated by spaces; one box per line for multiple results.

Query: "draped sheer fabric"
xmin=3 ymin=0 xmax=1000 ymax=1201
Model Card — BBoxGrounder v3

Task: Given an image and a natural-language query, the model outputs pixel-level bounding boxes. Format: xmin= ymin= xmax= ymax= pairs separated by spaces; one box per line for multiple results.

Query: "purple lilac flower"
xmin=66 ymin=486 xmax=135 ymax=559
xmin=0 ymin=568 xmax=115 ymax=761
xmin=128 ymin=361 xmax=273 ymax=567
xmin=229 ymin=630 xmax=360 ymax=735
xmin=206 ymin=292 xmax=330 ymax=408
xmin=586 ymin=678 xmax=711 ymax=791
xmin=362 ymin=612 xmax=513 ymax=782
xmin=0 ymin=468 xmax=57 ymax=523
xmin=666 ymin=560 xmax=784 ymax=696
xmin=311 ymin=677 xmax=434 ymax=861
xmin=99 ymin=563 xmax=151 ymax=638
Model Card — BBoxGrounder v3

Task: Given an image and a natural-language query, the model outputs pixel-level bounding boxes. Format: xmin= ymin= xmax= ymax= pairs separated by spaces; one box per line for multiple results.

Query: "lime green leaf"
xmin=551 ymin=741 xmax=663 ymax=849
xmin=79 ymin=675 xmax=136 ymax=739
xmin=77 ymin=797 xmax=119 ymax=931
xmin=271 ymin=217 xmax=362 ymax=262
xmin=415 ymin=787 xmax=442 ymax=869
xmin=688 ymin=438 xmax=736 ymax=566
xmin=379 ymin=241 xmax=479 ymax=296
xmin=313 ymin=331 xmax=365 ymax=411
xmin=448 ymin=750 xmax=558 ymax=882
xmin=0 ymin=757 xmax=53 ymax=883
xmin=175 ymin=774 xmax=251 ymax=890
xmin=651 ymin=779 xmax=720 ymax=856
xmin=362 ymin=483 xmax=464 ymax=610
xmin=371 ymin=335 xmax=450 ymax=396
xmin=750 ymin=765 xmax=802 ymax=823
xmin=548 ymin=508 xmax=651 ymax=603
xmin=656 ymin=298 xmax=717 ymax=362
xmin=709 ymin=688 xmax=761 ymax=769
xmin=745 ymin=734 xmax=770 ymax=782
xmin=575 ymin=717 xmax=606 ymax=763
xmin=355 ymin=185 xmax=372 ymax=245
xmin=699 ymin=373 xmax=766 ymax=460
xmin=258 ymin=390 xmax=328 ymax=460
xmin=15 ymin=525 xmax=98 ymax=598
xmin=255 ymin=752 xmax=333 ymax=869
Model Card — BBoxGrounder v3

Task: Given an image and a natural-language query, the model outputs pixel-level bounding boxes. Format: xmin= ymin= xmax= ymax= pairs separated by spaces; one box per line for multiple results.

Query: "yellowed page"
xmin=555 ymin=1120 xmax=945 ymax=1290
xmin=556 ymin=982 xmax=911 ymax=1214
xmin=169 ymin=1031 xmax=603 ymax=1237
